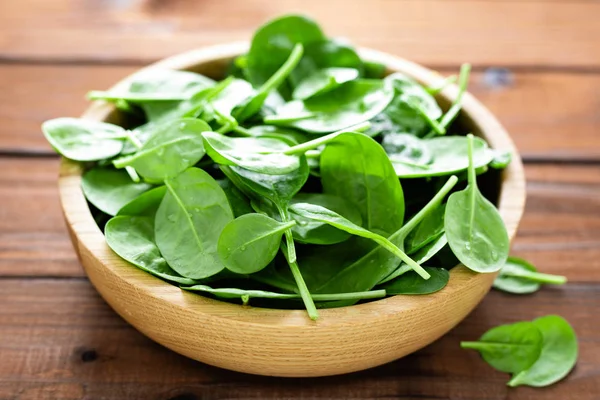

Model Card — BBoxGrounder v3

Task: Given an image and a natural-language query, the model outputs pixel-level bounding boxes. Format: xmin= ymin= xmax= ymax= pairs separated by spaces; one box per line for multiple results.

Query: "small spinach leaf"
xmin=105 ymin=216 xmax=196 ymax=285
xmin=113 ymin=119 xmax=209 ymax=183
xmin=265 ymin=80 xmax=394 ymax=133
xmin=320 ymin=132 xmax=404 ymax=236
xmin=289 ymin=193 xmax=362 ymax=245
xmin=493 ymin=257 xmax=567 ymax=294
xmin=292 ymin=67 xmax=359 ymax=100
xmin=81 ymin=168 xmax=153 ymax=216
xmin=445 ymin=134 xmax=509 ymax=273
xmin=42 ymin=118 xmax=125 ymax=161
xmin=218 ymin=214 xmax=295 ymax=274
xmin=202 ymin=132 xmax=300 ymax=174
xmin=508 ymin=315 xmax=578 ymax=387
xmin=155 ymin=168 xmax=233 ymax=279
xmin=461 ymin=321 xmax=544 ymax=374
xmin=216 ymin=179 xmax=253 ymax=217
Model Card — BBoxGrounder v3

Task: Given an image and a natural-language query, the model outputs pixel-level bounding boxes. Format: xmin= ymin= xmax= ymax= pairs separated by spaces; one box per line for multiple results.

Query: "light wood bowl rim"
xmin=58 ymin=42 xmax=526 ymax=376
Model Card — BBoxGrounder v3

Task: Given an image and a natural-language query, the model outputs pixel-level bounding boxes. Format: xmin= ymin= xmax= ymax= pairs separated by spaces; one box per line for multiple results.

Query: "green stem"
xmin=504 ymin=270 xmax=567 ymax=285
xmin=277 ymin=206 xmax=297 ymax=264
xmin=460 ymin=341 xmax=490 ymax=350
xmin=389 ymin=158 xmax=431 ymax=170
xmin=126 ymin=131 xmax=143 ymax=149
xmin=232 ymin=125 xmax=254 ymax=137
xmin=371 ymin=237 xmax=430 ymax=280
xmin=398 ymin=175 xmax=459 ymax=237
xmin=125 ymin=166 xmax=141 ymax=183
xmin=311 ymin=290 xmax=386 ymax=301
xmin=283 ymin=122 xmax=371 ymax=155
xmin=416 ymin=104 xmax=446 ymax=135
xmin=287 ymin=259 xmax=319 ymax=320
xmin=423 ymin=63 xmax=471 ymax=139
xmin=426 ymin=75 xmax=457 ymax=95
xmin=264 ymin=112 xmax=316 ymax=125
xmin=87 ymin=90 xmax=189 ymax=102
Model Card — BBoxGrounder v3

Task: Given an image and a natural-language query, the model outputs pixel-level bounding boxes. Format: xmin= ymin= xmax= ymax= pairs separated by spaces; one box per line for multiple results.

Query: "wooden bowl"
xmin=58 ymin=42 xmax=525 ymax=377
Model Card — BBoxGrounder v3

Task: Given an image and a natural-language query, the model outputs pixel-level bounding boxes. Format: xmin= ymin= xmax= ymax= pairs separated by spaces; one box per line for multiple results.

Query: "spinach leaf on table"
xmin=493 ymin=257 xmax=567 ymax=294
xmin=508 ymin=315 xmax=578 ymax=387
xmin=81 ymin=168 xmax=153 ymax=216
xmin=113 ymin=118 xmax=209 ymax=183
xmin=155 ymin=168 xmax=234 ymax=279
xmin=445 ymin=134 xmax=509 ymax=273
xmin=105 ymin=216 xmax=196 ymax=285
xmin=218 ymin=214 xmax=295 ymax=274
xmin=42 ymin=118 xmax=126 ymax=161
xmin=265 ymin=80 xmax=394 ymax=133
xmin=289 ymin=193 xmax=362 ymax=245
xmin=461 ymin=321 xmax=544 ymax=373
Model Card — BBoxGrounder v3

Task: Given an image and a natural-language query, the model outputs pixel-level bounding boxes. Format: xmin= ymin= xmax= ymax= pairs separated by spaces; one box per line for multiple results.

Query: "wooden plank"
xmin=0 ymin=278 xmax=597 ymax=399
xmin=0 ymin=0 xmax=599 ymax=68
xmin=2 ymin=65 xmax=600 ymax=160
xmin=0 ymin=158 xmax=599 ymax=281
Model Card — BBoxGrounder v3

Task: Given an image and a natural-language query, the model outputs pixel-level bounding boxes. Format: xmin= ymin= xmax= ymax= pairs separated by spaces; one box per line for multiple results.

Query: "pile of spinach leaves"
xmin=42 ymin=14 xmax=515 ymax=321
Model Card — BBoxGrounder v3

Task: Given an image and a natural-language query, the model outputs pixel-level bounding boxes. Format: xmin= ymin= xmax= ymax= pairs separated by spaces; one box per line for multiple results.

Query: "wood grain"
xmin=2 ymin=65 xmax=600 ymax=160
xmin=1 ymin=158 xmax=599 ymax=281
xmin=0 ymin=0 xmax=599 ymax=68
xmin=0 ymin=279 xmax=597 ymax=399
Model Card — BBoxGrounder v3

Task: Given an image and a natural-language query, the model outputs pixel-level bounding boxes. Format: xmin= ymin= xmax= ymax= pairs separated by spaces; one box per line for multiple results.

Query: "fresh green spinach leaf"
xmin=379 ymin=267 xmax=449 ymax=295
xmin=155 ymin=168 xmax=234 ymax=279
xmin=445 ymin=134 xmax=509 ymax=273
xmin=493 ymin=257 xmax=567 ymax=294
xmin=292 ymin=67 xmax=359 ymax=100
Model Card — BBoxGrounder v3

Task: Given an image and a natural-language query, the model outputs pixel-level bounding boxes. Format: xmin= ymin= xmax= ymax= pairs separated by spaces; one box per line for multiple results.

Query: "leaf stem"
xmin=125 ymin=166 xmax=141 ymax=183
xmin=426 ymin=74 xmax=457 ymax=95
xmin=287 ymin=258 xmax=319 ymax=320
xmin=504 ymin=270 xmax=567 ymax=285
xmin=398 ymin=175 xmax=459 ymax=237
xmin=283 ymin=122 xmax=371 ymax=155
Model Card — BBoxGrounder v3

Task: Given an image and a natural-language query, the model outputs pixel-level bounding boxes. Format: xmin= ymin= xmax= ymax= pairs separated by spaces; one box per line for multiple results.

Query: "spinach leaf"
xmin=315 ymin=175 xmax=457 ymax=294
xmin=493 ymin=257 xmax=567 ymax=294
xmin=320 ymin=132 xmax=404 ymax=236
xmin=265 ymin=80 xmax=394 ymax=133
xmin=490 ymin=150 xmax=513 ymax=169
xmin=216 ymin=179 xmax=253 ymax=217
xmin=183 ymin=284 xmax=386 ymax=304
xmin=155 ymin=168 xmax=234 ymax=279
xmin=445 ymin=134 xmax=509 ymax=273
xmin=105 ymin=216 xmax=196 ymax=285
xmin=245 ymin=125 xmax=308 ymax=145
xmin=379 ymin=267 xmax=449 ymax=295
xmin=386 ymin=134 xmax=494 ymax=178
xmin=218 ymin=214 xmax=295 ymax=274
xmin=290 ymin=39 xmax=364 ymax=86
xmin=508 ymin=315 xmax=578 ymax=387
xmin=202 ymin=132 xmax=300 ymax=174
xmin=246 ymin=15 xmax=325 ymax=90
xmin=88 ymin=69 xmax=215 ymax=122
xmin=289 ymin=193 xmax=362 ymax=245
xmin=81 ymin=168 xmax=153 ymax=216
xmin=292 ymin=67 xmax=359 ymax=100
xmin=461 ymin=321 xmax=544 ymax=374
xmin=42 ymin=118 xmax=125 ymax=161
xmin=113 ymin=118 xmax=209 ymax=183
xmin=233 ymin=43 xmax=304 ymax=122
xmin=405 ymin=204 xmax=446 ymax=254
xmin=289 ymin=203 xmax=429 ymax=279
xmin=117 ymin=186 xmax=166 ymax=217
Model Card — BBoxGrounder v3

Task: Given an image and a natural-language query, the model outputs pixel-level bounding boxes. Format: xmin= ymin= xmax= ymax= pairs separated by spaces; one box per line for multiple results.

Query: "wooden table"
xmin=1 ymin=1 xmax=599 ymax=399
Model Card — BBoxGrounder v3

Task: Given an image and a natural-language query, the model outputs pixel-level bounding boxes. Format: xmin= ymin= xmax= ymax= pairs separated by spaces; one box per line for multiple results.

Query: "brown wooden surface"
xmin=0 ymin=0 xmax=598 ymax=398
